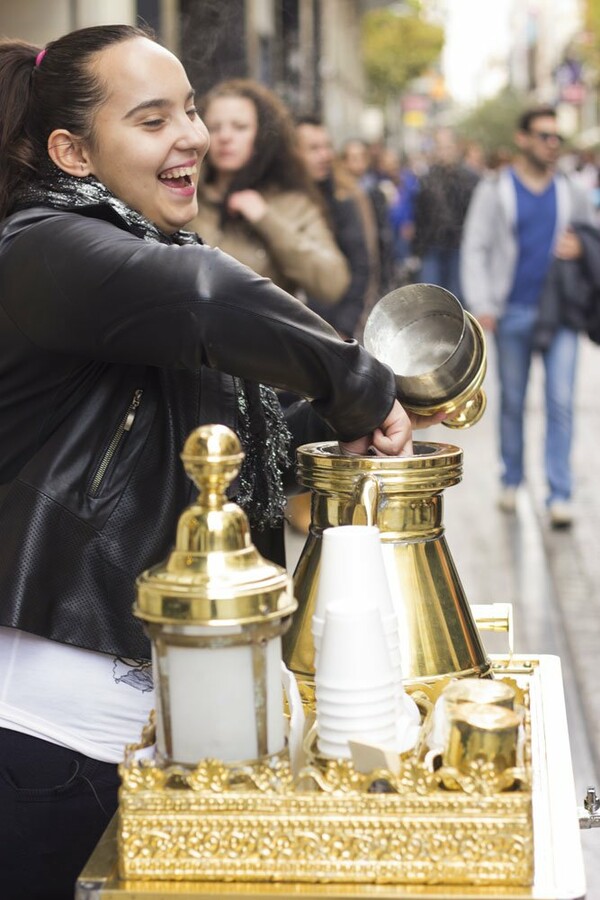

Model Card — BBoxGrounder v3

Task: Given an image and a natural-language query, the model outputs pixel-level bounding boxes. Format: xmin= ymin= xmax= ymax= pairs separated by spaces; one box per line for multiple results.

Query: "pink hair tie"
xmin=35 ymin=49 xmax=47 ymax=68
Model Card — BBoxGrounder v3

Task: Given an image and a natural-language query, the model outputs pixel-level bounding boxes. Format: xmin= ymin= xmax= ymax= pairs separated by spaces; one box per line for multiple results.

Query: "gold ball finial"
xmin=180 ymin=424 xmax=244 ymax=494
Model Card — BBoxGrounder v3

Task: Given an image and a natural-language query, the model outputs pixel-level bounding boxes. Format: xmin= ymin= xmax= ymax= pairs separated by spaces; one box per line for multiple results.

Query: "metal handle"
xmin=579 ymin=786 xmax=600 ymax=829
xmin=352 ymin=474 xmax=380 ymax=527
xmin=442 ymin=388 xmax=487 ymax=429
xmin=469 ymin=602 xmax=514 ymax=659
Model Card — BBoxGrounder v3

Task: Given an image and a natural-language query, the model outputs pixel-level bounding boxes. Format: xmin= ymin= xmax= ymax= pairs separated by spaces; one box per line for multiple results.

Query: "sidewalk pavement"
xmin=441 ymin=334 xmax=600 ymax=895
xmin=285 ymin=333 xmax=600 ymax=894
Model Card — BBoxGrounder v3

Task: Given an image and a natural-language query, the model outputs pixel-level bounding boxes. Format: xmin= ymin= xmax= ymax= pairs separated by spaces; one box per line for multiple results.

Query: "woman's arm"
xmin=2 ymin=208 xmax=394 ymax=442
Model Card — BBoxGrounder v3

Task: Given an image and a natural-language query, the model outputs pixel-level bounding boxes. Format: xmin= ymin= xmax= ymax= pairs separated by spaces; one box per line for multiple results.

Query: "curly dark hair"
xmin=199 ymin=78 xmax=318 ymax=202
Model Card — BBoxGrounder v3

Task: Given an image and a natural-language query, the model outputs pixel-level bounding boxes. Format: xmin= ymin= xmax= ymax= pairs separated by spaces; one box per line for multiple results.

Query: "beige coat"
xmin=191 ymin=187 xmax=350 ymax=305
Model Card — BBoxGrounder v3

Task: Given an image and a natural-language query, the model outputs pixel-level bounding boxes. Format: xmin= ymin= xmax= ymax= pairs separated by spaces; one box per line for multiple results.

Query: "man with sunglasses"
xmin=460 ymin=106 xmax=595 ymax=528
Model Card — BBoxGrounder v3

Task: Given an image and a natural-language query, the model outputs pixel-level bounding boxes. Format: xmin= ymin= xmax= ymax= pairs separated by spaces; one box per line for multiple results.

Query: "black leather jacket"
xmin=534 ymin=221 xmax=600 ymax=350
xmin=0 ymin=203 xmax=396 ymax=659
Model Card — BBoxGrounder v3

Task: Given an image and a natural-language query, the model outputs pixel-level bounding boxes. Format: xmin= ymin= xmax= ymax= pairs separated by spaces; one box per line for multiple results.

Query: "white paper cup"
xmin=316 ymin=672 xmax=396 ymax=692
xmin=312 ymin=614 xmax=325 ymax=662
xmin=381 ymin=614 xmax=405 ymax=683
xmin=314 ymin=526 xmax=395 ymax=622
xmin=315 ymin=680 xmax=396 ymax=703
xmin=314 ymin=614 xmax=401 ymax=667
xmin=318 ymin=711 xmax=398 ymax=733
xmin=389 ymin=649 xmax=404 ymax=670
xmin=396 ymin=719 xmax=421 ymax=754
xmin=316 ymin=606 xmax=394 ymax=690
xmin=429 ymin=695 xmax=449 ymax=749
xmin=318 ymin=723 xmax=397 ymax=745
xmin=381 ymin=612 xmax=401 ymax=637
xmin=312 ymin=615 xmax=325 ymax=640
xmin=318 ymin=700 xmax=397 ymax=721
xmin=317 ymin=736 xmax=351 ymax=759
xmin=315 ymin=695 xmax=397 ymax=718
xmin=401 ymin=692 xmax=421 ymax=724
xmin=314 ymin=617 xmax=403 ymax=673
xmin=315 ymin=676 xmax=394 ymax=696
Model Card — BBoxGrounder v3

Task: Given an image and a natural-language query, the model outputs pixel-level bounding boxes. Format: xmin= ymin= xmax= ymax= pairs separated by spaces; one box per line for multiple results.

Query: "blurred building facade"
xmin=178 ymin=0 xmax=369 ymax=142
xmin=0 ymin=0 xmax=377 ymax=143
xmin=436 ymin=0 xmax=593 ymax=141
xmin=508 ymin=0 xmax=583 ymax=100
xmin=4 ymin=0 xmax=595 ymax=151
xmin=507 ymin=0 xmax=591 ymax=137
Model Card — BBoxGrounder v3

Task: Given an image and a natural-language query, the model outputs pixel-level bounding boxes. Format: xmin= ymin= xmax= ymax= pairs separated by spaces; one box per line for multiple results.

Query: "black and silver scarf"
xmin=18 ymin=170 xmax=291 ymax=529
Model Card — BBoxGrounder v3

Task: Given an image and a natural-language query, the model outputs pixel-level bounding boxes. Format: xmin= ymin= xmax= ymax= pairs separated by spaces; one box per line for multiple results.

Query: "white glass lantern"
xmin=134 ymin=425 xmax=296 ymax=766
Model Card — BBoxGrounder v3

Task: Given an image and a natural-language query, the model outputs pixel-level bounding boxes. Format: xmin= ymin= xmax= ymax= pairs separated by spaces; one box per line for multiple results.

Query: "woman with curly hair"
xmin=190 ymin=78 xmax=349 ymax=305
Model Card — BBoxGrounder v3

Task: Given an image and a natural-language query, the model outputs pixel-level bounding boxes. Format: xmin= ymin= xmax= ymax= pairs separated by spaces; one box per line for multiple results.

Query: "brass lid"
xmin=443 ymin=677 xmax=516 ymax=708
xmin=452 ymin=702 xmax=523 ymax=733
xmin=296 ymin=440 xmax=463 ymax=494
xmin=135 ymin=425 xmax=296 ymax=626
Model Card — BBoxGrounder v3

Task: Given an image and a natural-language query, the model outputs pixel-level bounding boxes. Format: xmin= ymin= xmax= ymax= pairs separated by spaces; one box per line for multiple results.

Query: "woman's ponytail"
xmin=0 ymin=40 xmax=40 ymax=219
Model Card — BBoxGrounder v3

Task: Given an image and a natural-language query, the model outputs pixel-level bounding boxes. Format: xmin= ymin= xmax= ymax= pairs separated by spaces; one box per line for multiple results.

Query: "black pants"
xmin=0 ymin=728 xmax=120 ymax=900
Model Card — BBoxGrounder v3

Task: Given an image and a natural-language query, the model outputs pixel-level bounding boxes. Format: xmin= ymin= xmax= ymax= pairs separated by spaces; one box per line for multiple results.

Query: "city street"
xmin=285 ymin=333 xmax=600 ymax=895
xmin=1 ymin=2 xmax=598 ymax=897
xmin=436 ymin=334 xmax=600 ymax=893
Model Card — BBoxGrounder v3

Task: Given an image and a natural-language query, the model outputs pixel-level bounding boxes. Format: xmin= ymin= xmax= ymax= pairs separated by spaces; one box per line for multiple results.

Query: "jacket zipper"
xmin=89 ymin=389 xmax=143 ymax=497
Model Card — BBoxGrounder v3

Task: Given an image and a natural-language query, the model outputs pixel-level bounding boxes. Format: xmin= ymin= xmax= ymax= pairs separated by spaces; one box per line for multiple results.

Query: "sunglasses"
xmin=527 ymin=129 xmax=565 ymax=144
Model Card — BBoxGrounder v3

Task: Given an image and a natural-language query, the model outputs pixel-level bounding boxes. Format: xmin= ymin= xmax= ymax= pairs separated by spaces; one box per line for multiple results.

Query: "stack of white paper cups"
xmin=312 ymin=526 xmax=420 ymax=758
xmin=316 ymin=605 xmax=397 ymax=758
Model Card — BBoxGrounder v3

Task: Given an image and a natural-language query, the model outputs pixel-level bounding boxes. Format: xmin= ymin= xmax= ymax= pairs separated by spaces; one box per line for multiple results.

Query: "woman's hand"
xmin=339 ymin=400 xmax=446 ymax=458
xmin=227 ymin=190 xmax=267 ymax=223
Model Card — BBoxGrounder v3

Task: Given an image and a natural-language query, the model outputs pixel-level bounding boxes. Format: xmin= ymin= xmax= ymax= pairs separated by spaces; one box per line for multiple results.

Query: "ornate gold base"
xmin=118 ymin=674 xmax=532 ymax=887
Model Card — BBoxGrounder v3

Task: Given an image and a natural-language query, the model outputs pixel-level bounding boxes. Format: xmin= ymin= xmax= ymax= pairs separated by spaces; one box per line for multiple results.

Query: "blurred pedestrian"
xmin=339 ymin=137 xmax=395 ymax=295
xmin=380 ymin=147 xmax=403 ymax=197
xmin=291 ymin=116 xmax=377 ymax=535
xmin=296 ymin=115 xmax=375 ymax=341
xmin=388 ymin=153 xmax=419 ymax=283
xmin=571 ymin=149 xmax=600 ymax=222
xmin=463 ymin=140 xmax=486 ymax=177
xmin=486 ymin=145 xmax=513 ymax=172
xmin=461 ymin=105 xmax=596 ymax=527
xmin=190 ymin=79 xmax=349 ymax=305
xmin=412 ymin=128 xmax=479 ymax=303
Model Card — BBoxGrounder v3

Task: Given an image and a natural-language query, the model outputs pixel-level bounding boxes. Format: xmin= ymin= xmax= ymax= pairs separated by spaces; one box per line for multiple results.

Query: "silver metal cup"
xmin=363 ymin=284 xmax=487 ymax=428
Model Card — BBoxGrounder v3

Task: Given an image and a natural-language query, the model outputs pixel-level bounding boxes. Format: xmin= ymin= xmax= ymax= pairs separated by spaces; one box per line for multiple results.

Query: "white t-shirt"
xmin=0 ymin=626 xmax=155 ymax=762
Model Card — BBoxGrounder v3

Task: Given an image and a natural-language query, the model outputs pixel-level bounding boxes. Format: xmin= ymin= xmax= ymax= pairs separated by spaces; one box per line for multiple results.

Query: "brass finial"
xmin=180 ymin=423 xmax=244 ymax=505
xmin=135 ymin=424 xmax=296 ymax=626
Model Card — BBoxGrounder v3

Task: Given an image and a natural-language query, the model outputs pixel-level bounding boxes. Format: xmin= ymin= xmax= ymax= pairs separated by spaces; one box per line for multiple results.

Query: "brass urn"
xmin=283 ymin=441 xmax=491 ymax=701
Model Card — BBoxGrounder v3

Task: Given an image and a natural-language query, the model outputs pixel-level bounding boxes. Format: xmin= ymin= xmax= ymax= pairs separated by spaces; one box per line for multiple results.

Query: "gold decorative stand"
xmin=76 ymin=655 xmax=586 ymax=900
xmin=76 ymin=427 xmax=585 ymax=899
xmin=117 ymin=674 xmax=531 ymax=885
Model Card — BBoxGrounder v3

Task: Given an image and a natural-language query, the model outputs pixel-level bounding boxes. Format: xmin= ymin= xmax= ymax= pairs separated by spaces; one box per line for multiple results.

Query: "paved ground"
xmin=433 ymin=336 xmax=600 ymax=896
xmin=285 ymin=334 xmax=600 ymax=896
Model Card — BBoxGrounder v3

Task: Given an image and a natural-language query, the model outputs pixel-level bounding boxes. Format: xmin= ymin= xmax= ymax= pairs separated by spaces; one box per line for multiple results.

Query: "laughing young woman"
xmin=0 ymin=25 xmax=438 ymax=899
